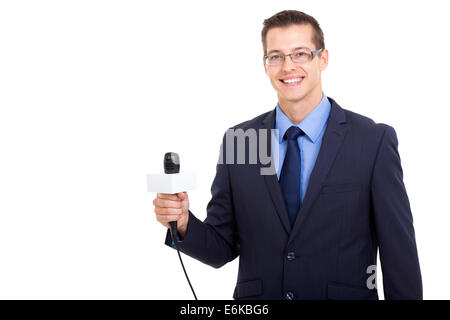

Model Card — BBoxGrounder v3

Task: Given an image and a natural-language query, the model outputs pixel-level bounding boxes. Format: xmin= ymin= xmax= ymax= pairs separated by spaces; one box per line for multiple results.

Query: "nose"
xmin=282 ymin=55 xmax=298 ymax=72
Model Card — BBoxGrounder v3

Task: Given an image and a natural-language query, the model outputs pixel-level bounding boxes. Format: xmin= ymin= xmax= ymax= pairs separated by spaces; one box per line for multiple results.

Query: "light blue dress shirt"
xmin=271 ymin=92 xmax=331 ymax=205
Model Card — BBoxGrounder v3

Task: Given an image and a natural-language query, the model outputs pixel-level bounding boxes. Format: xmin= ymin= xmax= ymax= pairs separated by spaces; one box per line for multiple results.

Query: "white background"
xmin=0 ymin=0 xmax=449 ymax=299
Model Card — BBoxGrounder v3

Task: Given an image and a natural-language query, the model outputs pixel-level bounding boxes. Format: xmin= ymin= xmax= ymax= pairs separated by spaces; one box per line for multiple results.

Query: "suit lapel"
xmin=260 ymin=109 xmax=292 ymax=235
xmin=288 ymin=98 xmax=348 ymax=245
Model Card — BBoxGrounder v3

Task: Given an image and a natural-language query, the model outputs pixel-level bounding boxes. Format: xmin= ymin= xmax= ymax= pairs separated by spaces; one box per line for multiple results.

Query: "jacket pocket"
xmin=233 ymin=279 xmax=263 ymax=299
xmin=320 ymin=182 xmax=360 ymax=194
xmin=327 ymin=281 xmax=378 ymax=300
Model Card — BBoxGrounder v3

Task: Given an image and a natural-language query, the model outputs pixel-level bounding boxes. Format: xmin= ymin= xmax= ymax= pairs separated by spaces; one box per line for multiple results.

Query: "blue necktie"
xmin=280 ymin=126 xmax=305 ymax=226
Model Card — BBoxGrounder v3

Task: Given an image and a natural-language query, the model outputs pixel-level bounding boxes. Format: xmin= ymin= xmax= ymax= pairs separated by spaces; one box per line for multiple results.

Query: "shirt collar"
xmin=275 ymin=92 xmax=331 ymax=144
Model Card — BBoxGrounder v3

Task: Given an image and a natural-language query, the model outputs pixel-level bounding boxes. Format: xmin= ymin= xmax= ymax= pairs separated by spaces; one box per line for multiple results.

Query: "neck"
xmin=278 ymin=86 xmax=323 ymax=124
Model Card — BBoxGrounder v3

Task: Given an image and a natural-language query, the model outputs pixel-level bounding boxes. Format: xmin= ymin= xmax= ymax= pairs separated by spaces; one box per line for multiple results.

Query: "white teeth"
xmin=282 ymin=78 xmax=303 ymax=83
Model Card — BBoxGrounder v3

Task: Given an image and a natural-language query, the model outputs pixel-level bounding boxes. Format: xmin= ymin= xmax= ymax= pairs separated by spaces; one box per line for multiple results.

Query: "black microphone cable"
xmin=169 ymin=221 xmax=198 ymax=300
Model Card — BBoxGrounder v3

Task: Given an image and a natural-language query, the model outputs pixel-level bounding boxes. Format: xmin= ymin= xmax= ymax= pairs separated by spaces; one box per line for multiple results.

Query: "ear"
xmin=319 ymin=49 xmax=329 ymax=71
xmin=263 ymin=60 xmax=269 ymax=76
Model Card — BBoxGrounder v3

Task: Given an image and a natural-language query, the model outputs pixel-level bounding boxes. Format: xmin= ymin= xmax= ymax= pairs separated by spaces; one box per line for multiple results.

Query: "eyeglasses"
xmin=264 ymin=48 xmax=323 ymax=66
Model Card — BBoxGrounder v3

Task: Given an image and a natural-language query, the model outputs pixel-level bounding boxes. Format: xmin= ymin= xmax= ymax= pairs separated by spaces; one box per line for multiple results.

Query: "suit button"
xmin=285 ymin=291 xmax=294 ymax=300
xmin=287 ymin=252 xmax=295 ymax=261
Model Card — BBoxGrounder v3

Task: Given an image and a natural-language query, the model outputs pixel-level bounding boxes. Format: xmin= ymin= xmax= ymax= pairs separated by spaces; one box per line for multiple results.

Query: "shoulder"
xmin=345 ymin=108 xmax=390 ymax=132
xmin=337 ymin=105 xmax=400 ymax=162
xmin=327 ymin=96 xmax=399 ymax=153
xmin=341 ymin=105 xmax=395 ymax=140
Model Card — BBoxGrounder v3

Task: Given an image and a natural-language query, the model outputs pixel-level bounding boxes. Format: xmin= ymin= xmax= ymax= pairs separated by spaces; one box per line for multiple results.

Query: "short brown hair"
xmin=261 ymin=10 xmax=325 ymax=55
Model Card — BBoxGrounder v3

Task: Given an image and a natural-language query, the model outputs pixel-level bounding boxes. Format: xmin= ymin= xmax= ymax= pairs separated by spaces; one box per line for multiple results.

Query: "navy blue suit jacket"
xmin=165 ymin=97 xmax=422 ymax=300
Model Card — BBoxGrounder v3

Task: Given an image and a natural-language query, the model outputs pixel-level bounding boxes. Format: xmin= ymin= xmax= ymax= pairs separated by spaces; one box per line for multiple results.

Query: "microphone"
xmin=147 ymin=152 xmax=197 ymax=299
xmin=163 ymin=152 xmax=180 ymax=242
xmin=164 ymin=152 xmax=180 ymax=174
xmin=163 ymin=152 xmax=197 ymax=300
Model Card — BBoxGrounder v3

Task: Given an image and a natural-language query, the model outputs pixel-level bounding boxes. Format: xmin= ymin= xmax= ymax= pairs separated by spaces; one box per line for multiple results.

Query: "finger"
xmin=154 ymin=206 xmax=182 ymax=216
xmin=157 ymin=193 xmax=179 ymax=201
xmin=153 ymin=198 xmax=182 ymax=209
xmin=156 ymin=214 xmax=182 ymax=224
xmin=177 ymin=192 xmax=187 ymax=200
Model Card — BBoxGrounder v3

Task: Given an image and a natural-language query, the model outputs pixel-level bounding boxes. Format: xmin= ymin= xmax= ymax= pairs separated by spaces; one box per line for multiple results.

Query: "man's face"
xmin=264 ymin=24 xmax=328 ymax=105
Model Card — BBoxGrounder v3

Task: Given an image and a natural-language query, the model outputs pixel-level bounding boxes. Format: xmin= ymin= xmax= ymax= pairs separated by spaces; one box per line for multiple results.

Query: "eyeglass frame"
xmin=264 ymin=48 xmax=323 ymax=66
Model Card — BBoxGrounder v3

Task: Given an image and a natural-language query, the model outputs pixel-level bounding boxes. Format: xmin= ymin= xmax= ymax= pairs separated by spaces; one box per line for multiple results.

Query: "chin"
xmin=279 ymin=92 xmax=306 ymax=103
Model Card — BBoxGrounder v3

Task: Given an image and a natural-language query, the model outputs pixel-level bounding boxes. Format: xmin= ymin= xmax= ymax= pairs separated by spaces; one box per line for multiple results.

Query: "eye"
xmin=294 ymin=51 xmax=308 ymax=57
xmin=269 ymin=55 xmax=282 ymax=61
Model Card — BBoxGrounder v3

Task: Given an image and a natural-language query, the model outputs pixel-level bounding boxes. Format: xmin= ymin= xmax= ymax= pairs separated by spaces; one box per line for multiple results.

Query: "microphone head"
xmin=164 ymin=152 xmax=180 ymax=174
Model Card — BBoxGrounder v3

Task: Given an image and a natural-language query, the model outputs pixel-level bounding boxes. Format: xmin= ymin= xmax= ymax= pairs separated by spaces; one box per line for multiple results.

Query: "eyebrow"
xmin=267 ymin=46 xmax=310 ymax=55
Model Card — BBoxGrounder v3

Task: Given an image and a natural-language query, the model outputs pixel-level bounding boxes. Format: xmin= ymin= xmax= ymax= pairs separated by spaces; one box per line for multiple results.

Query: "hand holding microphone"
xmin=147 ymin=152 xmax=198 ymax=299
xmin=152 ymin=152 xmax=190 ymax=238
xmin=153 ymin=191 xmax=189 ymax=238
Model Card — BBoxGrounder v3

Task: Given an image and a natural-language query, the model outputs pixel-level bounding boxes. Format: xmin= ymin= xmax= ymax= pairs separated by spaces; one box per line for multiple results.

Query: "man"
xmin=153 ymin=10 xmax=422 ymax=300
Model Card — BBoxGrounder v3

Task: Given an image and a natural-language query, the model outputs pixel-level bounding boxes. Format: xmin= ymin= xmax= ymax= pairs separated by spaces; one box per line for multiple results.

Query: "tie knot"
xmin=283 ymin=126 xmax=304 ymax=141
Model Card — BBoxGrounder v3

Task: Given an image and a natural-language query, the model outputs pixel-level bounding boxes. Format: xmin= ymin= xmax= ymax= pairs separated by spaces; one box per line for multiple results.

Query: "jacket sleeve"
xmin=165 ymin=133 xmax=239 ymax=268
xmin=371 ymin=125 xmax=423 ymax=299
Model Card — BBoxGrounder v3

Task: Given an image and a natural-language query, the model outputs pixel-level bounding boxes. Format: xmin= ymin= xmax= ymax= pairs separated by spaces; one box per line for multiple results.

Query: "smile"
xmin=279 ymin=77 xmax=304 ymax=87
